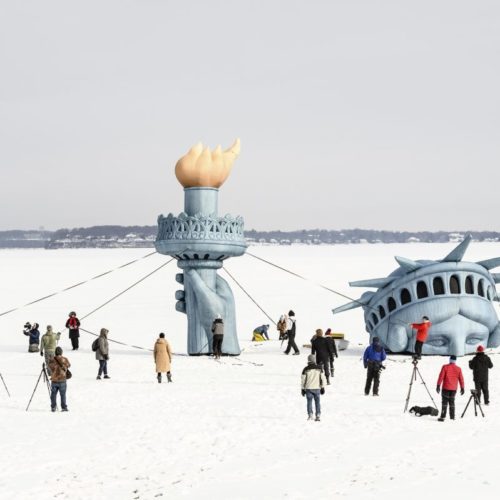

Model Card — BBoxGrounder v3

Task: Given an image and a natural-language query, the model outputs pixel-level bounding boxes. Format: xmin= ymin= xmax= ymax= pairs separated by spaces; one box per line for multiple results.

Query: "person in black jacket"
xmin=283 ymin=310 xmax=300 ymax=355
xmin=65 ymin=311 xmax=81 ymax=350
xmin=311 ymin=329 xmax=332 ymax=385
xmin=324 ymin=328 xmax=338 ymax=377
xmin=469 ymin=345 xmax=493 ymax=405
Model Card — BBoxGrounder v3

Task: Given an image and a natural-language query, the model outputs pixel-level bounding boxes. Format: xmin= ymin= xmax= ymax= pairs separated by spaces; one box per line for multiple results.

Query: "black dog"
xmin=409 ymin=406 xmax=439 ymax=417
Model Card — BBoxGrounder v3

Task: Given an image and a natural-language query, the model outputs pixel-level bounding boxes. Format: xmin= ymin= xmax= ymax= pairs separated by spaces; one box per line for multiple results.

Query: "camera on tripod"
xmin=470 ymin=389 xmax=477 ymax=396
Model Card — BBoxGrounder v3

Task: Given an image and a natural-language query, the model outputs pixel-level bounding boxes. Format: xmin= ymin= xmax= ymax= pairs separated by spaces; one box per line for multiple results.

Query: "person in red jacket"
xmin=410 ymin=316 xmax=432 ymax=359
xmin=436 ymin=355 xmax=465 ymax=421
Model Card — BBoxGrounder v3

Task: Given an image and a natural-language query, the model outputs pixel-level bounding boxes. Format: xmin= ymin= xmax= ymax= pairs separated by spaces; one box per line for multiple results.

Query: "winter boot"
xmin=167 ymin=372 xmax=172 ymax=383
xmin=96 ymin=375 xmax=101 ymax=380
xmin=157 ymin=373 xmax=162 ymax=384
xmin=103 ymin=375 xmax=110 ymax=379
xmin=315 ymin=415 xmax=321 ymax=422
xmin=307 ymin=414 xmax=313 ymax=421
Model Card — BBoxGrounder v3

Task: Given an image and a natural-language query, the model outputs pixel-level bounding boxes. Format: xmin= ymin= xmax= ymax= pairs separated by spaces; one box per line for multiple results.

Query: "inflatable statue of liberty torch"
xmin=155 ymin=139 xmax=247 ymax=355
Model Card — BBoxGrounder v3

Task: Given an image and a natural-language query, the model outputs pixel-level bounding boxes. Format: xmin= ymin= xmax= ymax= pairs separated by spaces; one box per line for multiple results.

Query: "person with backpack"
xmin=324 ymin=328 xmax=338 ymax=376
xmin=65 ymin=311 xmax=81 ymax=350
xmin=48 ymin=346 xmax=70 ymax=412
xmin=436 ymin=355 xmax=465 ymax=421
xmin=40 ymin=325 xmax=61 ymax=375
xmin=277 ymin=314 xmax=287 ymax=341
xmin=363 ymin=336 xmax=386 ymax=396
xmin=23 ymin=322 xmax=40 ymax=353
xmin=468 ymin=345 xmax=493 ymax=405
xmin=301 ymin=354 xmax=326 ymax=421
xmin=284 ymin=310 xmax=300 ymax=355
xmin=154 ymin=333 xmax=173 ymax=383
xmin=311 ymin=329 xmax=332 ymax=385
xmin=95 ymin=328 xmax=110 ymax=380
xmin=211 ymin=315 xmax=224 ymax=359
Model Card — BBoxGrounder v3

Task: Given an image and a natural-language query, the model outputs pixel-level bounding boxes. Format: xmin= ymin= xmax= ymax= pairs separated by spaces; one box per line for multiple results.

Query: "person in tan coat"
xmin=154 ymin=333 xmax=172 ymax=383
xmin=48 ymin=346 xmax=70 ymax=412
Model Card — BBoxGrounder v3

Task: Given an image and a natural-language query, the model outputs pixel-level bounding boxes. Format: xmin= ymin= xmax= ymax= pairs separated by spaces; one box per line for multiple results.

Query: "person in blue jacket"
xmin=363 ymin=336 xmax=386 ymax=396
xmin=23 ymin=322 xmax=40 ymax=353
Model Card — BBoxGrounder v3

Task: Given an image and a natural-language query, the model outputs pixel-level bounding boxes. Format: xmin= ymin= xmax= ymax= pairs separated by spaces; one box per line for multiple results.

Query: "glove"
xmin=40 ymin=351 xmax=43 ymax=357
xmin=436 ymin=386 xmax=440 ymax=394
xmin=460 ymin=388 xmax=465 ymax=396
xmin=301 ymin=389 xmax=305 ymax=397
xmin=104 ymin=355 xmax=109 ymax=361
xmin=320 ymin=387 xmax=325 ymax=395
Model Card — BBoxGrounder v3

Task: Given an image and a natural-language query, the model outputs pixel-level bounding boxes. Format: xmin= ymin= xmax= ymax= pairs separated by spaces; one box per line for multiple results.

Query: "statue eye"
xmin=466 ymin=336 xmax=484 ymax=345
xmin=427 ymin=337 xmax=447 ymax=347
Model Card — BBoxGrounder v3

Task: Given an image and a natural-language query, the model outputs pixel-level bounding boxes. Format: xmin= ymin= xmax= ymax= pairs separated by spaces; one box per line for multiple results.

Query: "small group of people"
xmin=360 ymin=315 xmax=495 ymax=422
xmin=310 ymin=328 xmax=338 ymax=385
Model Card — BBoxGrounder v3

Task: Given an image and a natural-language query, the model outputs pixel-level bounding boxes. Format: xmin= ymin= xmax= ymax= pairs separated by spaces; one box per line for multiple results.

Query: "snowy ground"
xmin=1 ymin=243 xmax=500 ymax=499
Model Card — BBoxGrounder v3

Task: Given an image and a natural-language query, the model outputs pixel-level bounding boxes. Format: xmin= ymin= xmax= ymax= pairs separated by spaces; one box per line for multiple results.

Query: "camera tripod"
xmin=404 ymin=358 xmax=438 ymax=413
xmin=26 ymin=363 xmax=51 ymax=412
xmin=461 ymin=389 xmax=485 ymax=418
xmin=0 ymin=371 xmax=11 ymax=397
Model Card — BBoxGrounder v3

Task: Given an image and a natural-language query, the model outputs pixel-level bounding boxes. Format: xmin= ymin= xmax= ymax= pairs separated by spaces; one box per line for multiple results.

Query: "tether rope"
xmin=0 ymin=250 xmax=158 ymax=318
xmin=222 ymin=267 xmax=276 ymax=325
xmin=245 ymin=251 xmax=408 ymax=327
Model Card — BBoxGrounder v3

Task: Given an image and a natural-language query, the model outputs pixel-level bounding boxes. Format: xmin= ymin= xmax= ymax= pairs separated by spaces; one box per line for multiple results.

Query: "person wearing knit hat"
xmin=301 ymin=353 xmax=326 ymax=421
xmin=283 ymin=310 xmax=300 ymax=355
xmin=363 ymin=336 xmax=387 ymax=396
xmin=436 ymin=356 xmax=465 ymax=421
xmin=311 ymin=328 xmax=333 ymax=385
xmin=48 ymin=346 xmax=71 ymax=412
xmin=469 ymin=345 xmax=493 ymax=405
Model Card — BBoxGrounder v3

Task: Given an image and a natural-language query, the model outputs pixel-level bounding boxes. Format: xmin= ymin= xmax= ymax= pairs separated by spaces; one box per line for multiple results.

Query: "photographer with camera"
xmin=469 ymin=345 xmax=493 ymax=406
xmin=436 ymin=355 xmax=464 ymax=421
xmin=40 ymin=325 xmax=61 ymax=375
xmin=23 ymin=322 xmax=40 ymax=353
xmin=363 ymin=336 xmax=386 ymax=396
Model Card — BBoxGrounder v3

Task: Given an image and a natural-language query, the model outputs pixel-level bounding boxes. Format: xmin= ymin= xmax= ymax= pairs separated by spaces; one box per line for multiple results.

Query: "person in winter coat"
xmin=48 ymin=346 xmax=70 ymax=412
xmin=96 ymin=328 xmax=110 ymax=380
xmin=154 ymin=333 xmax=173 ymax=383
xmin=363 ymin=337 xmax=387 ymax=396
xmin=311 ymin=329 xmax=332 ymax=385
xmin=301 ymin=354 xmax=326 ymax=421
xmin=23 ymin=322 xmax=40 ymax=352
xmin=65 ymin=311 xmax=81 ymax=350
xmin=284 ymin=310 xmax=300 ymax=355
xmin=40 ymin=325 xmax=61 ymax=375
xmin=410 ymin=316 xmax=432 ymax=359
xmin=211 ymin=315 xmax=224 ymax=359
xmin=469 ymin=345 xmax=493 ymax=405
xmin=324 ymin=328 xmax=339 ymax=376
xmin=436 ymin=355 xmax=465 ymax=421
xmin=277 ymin=314 xmax=287 ymax=341
xmin=253 ymin=324 xmax=270 ymax=341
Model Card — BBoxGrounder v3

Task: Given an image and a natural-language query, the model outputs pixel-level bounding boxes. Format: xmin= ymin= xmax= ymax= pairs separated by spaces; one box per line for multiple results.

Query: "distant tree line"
xmin=1 ymin=226 xmax=499 ymax=248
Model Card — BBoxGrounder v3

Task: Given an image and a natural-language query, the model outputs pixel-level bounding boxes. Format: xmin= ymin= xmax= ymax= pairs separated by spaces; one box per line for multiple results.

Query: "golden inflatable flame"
xmin=175 ymin=139 xmax=241 ymax=188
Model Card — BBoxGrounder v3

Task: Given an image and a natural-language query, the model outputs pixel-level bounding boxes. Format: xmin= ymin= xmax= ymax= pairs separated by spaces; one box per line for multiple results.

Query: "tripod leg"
xmin=26 ymin=368 xmax=44 ymax=412
xmin=404 ymin=366 xmax=417 ymax=413
xmin=475 ymin=396 xmax=485 ymax=417
xmin=0 ymin=372 xmax=11 ymax=398
xmin=460 ymin=395 xmax=473 ymax=418
xmin=416 ymin=367 xmax=438 ymax=409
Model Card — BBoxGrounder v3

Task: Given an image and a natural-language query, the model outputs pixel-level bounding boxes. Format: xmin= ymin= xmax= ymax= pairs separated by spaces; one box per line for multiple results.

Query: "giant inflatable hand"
xmin=182 ymin=268 xmax=240 ymax=355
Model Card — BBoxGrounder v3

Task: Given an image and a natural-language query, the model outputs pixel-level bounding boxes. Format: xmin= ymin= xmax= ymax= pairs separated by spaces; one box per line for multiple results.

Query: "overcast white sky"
xmin=1 ymin=0 xmax=499 ymax=232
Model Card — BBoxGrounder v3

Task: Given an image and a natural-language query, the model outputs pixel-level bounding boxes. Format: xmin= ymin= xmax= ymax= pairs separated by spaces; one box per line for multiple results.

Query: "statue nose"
xmin=448 ymin=336 xmax=465 ymax=357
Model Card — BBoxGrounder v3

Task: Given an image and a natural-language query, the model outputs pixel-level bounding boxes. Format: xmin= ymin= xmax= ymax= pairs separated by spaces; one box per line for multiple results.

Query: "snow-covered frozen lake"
xmin=1 ymin=243 xmax=499 ymax=499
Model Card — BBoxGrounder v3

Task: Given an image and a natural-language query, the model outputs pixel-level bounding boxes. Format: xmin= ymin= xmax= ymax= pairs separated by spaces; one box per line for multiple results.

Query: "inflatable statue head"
xmin=332 ymin=235 xmax=500 ymax=356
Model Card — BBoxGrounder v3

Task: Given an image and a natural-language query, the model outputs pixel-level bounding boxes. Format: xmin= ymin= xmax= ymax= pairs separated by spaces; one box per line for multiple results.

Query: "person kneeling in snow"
xmin=301 ymin=354 xmax=326 ymax=421
xmin=252 ymin=324 xmax=270 ymax=341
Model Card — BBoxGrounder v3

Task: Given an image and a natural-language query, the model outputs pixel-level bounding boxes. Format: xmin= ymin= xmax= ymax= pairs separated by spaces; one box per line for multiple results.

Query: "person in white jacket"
xmin=301 ymin=354 xmax=326 ymax=421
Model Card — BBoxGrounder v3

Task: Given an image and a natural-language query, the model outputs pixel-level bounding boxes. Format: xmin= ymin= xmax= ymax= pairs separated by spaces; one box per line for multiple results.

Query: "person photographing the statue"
xmin=363 ymin=336 xmax=386 ymax=396
xmin=410 ymin=316 xmax=432 ymax=359
xmin=211 ymin=315 xmax=224 ymax=359
xmin=469 ymin=345 xmax=493 ymax=405
xmin=48 ymin=346 xmax=70 ymax=412
xmin=436 ymin=355 xmax=464 ymax=421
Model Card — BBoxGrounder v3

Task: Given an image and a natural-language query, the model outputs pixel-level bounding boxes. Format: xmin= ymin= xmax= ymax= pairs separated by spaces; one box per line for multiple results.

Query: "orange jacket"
xmin=437 ymin=363 xmax=464 ymax=391
xmin=411 ymin=321 xmax=432 ymax=342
